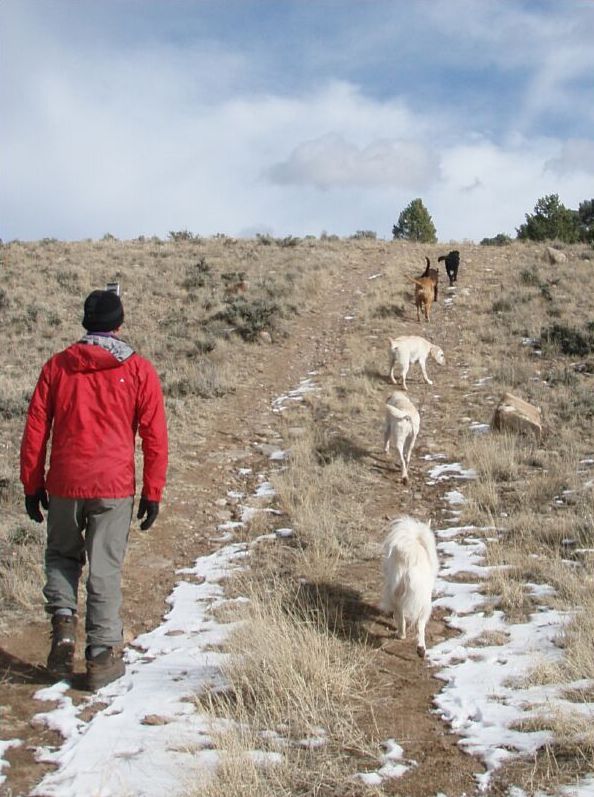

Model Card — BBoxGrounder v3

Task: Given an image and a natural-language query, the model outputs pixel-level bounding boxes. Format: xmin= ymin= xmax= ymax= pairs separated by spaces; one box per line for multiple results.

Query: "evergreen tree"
xmin=516 ymin=194 xmax=580 ymax=243
xmin=392 ymin=198 xmax=437 ymax=243
xmin=578 ymin=199 xmax=594 ymax=244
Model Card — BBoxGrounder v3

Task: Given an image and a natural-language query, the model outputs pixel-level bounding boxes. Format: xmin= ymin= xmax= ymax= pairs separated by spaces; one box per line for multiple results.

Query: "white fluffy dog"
xmin=383 ymin=391 xmax=420 ymax=484
xmin=380 ymin=516 xmax=439 ymax=658
xmin=388 ymin=335 xmax=445 ymax=390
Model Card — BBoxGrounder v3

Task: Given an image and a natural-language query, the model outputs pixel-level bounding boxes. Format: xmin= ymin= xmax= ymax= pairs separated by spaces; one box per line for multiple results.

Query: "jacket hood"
xmin=62 ymin=335 xmax=135 ymax=373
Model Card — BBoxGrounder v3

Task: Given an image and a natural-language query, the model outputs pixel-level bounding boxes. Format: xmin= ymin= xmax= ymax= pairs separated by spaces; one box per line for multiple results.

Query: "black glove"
xmin=25 ymin=489 xmax=49 ymax=523
xmin=137 ymin=497 xmax=159 ymax=531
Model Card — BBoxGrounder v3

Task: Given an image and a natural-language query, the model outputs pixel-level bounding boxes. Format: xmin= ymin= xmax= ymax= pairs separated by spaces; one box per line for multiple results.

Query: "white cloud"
xmin=266 ymin=134 xmax=438 ymax=190
xmin=545 ymin=139 xmax=594 ymax=177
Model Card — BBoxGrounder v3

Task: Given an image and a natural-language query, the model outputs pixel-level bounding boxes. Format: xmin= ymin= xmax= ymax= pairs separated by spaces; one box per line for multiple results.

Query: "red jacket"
xmin=20 ymin=335 xmax=168 ymax=502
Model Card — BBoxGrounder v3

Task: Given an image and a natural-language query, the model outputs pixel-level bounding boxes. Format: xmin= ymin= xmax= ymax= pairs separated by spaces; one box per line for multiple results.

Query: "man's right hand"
xmin=137 ymin=497 xmax=159 ymax=531
xmin=25 ymin=489 xmax=49 ymax=523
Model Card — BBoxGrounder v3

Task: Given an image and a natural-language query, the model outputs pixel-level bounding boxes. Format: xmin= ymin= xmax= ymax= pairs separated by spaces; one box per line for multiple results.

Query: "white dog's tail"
xmin=385 ymin=404 xmax=411 ymax=421
xmin=380 ymin=517 xmax=438 ymax=618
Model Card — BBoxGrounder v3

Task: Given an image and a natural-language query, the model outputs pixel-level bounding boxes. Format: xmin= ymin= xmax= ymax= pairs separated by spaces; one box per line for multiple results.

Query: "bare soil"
xmin=2 ymin=249 xmax=492 ymax=797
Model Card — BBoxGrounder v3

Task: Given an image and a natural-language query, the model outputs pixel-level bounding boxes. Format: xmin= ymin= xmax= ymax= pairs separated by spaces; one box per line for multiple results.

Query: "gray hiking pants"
xmin=44 ymin=496 xmax=134 ymax=648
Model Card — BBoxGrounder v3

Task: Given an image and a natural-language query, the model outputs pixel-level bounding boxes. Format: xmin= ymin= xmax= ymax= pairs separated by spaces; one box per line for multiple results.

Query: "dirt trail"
xmin=0 ymin=259 xmax=485 ymax=796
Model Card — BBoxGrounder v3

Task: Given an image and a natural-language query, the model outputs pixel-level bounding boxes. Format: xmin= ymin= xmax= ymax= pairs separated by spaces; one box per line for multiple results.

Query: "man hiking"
xmin=20 ymin=288 xmax=168 ymax=690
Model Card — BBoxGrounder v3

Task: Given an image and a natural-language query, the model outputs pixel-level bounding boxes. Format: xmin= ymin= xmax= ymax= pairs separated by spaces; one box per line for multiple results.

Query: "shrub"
xmin=211 ymin=297 xmax=281 ymax=341
xmin=168 ymin=230 xmax=197 ymax=242
xmin=162 ymin=357 xmax=233 ymax=399
xmin=481 ymin=233 xmax=512 ymax=246
xmin=350 ymin=230 xmax=377 ymax=240
xmin=56 ymin=270 xmax=81 ymax=293
xmin=0 ymin=392 xmax=30 ymax=420
xmin=492 ymin=298 xmax=513 ymax=313
xmin=519 ymin=268 xmax=541 ymax=286
xmin=190 ymin=336 xmax=217 ymax=355
xmin=542 ymin=323 xmax=594 ymax=356
xmin=0 ymin=475 xmax=17 ymax=504
xmin=182 ymin=257 xmax=212 ymax=290
xmin=374 ymin=303 xmax=405 ymax=319
xmin=221 ymin=270 xmax=246 ymax=285
xmin=277 ymin=235 xmax=301 ymax=247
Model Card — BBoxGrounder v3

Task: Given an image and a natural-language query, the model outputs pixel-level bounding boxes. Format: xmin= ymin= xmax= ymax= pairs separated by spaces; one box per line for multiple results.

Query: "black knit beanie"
xmin=82 ymin=290 xmax=124 ymax=332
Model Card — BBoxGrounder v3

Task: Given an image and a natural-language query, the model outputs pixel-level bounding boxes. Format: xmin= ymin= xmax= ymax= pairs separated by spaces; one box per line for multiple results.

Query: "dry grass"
xmin=192 ymin=579 xmax=377 ymax=797
xmin=270 ymin=424 xmax=376 ymax=582
xmin=445 ymin=244 xmax=594 ymax=787
xmin=506 ymin=709 xmax=594 ymax=794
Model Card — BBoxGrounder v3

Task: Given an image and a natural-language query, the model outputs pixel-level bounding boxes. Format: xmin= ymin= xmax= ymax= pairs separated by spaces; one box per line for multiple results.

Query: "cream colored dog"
xmin=380 ymin=516 xmax=439 ymax=657
xmin=388 ymin=335 xmax=445 ymax=390
xmin=383 ymin=390 xmax=420 ymax=484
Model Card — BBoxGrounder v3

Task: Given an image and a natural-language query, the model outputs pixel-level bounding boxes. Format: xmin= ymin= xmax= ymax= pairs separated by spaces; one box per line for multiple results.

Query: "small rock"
xmin=254 ymin=442 xmax=283 ymax=457
xmin=492 ymin=392 xmax=542 ymax=440
xmin=141 ymin=714 xmax=172 ymax=726
xmin=544 ymin=246 xmax=567 ymax=265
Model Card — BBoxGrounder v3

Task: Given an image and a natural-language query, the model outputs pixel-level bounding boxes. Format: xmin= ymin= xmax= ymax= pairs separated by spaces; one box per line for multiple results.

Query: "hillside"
xmin=1 ymin=237 xmax=594 ymax=796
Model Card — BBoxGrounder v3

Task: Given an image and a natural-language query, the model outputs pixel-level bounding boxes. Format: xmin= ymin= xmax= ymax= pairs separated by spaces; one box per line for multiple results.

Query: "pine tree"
xmin=516 ymin=194 xmax=580 ymax=243
xmin=392 ymin=199 xmax=437 ymax=243
xmin=578 ymin=199 xmax=594 ymax=244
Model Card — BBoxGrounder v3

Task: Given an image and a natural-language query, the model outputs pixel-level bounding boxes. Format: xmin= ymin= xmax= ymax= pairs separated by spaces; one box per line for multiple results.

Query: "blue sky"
xmin=2 ymin=0 xmax=593 ymax=242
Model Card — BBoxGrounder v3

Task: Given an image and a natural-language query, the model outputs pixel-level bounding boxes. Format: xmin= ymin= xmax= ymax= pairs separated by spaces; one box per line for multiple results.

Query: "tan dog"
xmin=383 ymin=390 xmax=420 ymax=484
xmin=388 ymin=335 xmax=445 ymax=389
xmin=421 ymin=256 xmax=439 ymax=301
xmin=409 ymin=276 xmax=435 ymax=322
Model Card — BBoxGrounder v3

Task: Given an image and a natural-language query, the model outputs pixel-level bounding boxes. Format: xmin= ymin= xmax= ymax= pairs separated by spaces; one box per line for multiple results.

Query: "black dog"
xmin=438 ymin=250 xmax=460 ymax=287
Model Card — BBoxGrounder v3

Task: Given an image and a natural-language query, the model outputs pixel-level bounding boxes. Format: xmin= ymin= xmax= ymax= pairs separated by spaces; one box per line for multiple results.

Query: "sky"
xmin=1 ymin=0 xmax=594 ymax=243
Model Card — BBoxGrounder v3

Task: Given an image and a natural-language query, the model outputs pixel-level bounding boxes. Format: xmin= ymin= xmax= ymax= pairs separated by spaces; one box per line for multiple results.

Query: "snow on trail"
xmin=0 ymin=739 xmax=22 ymax=787
xmin=428 ymin=462 xmax=594 ymax=794
xmin=31 ymin=543 xmax=248 ymax=797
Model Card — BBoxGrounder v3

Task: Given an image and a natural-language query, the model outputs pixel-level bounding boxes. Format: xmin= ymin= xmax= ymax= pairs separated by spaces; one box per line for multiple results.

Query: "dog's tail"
xmin=386 ymin=404 xmax=412 ymax=421
xmin=422 ymin=256 xmax=431 ymax=277
xmin=437 ymin=255 xmax=446 ymax=263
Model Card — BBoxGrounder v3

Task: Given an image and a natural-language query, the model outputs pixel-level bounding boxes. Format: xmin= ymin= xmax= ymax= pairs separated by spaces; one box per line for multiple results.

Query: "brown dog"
xmin=409 ymin=277 xmax=435 ymax=322
xmin=421 ymin=256 xmax=439 ymax=301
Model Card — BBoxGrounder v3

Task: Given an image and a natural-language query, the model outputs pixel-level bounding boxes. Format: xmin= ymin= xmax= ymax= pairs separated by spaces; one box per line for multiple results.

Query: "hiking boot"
xmin=86 ymin=647 xmax=125 ymax=691
xmin=47 ymin=613 xmax=77 ymax=680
